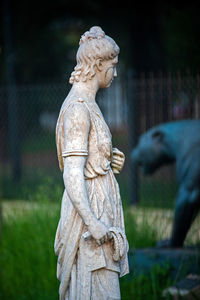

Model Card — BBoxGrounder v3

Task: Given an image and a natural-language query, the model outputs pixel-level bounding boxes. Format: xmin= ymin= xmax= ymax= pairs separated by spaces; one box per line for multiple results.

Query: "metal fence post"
xmin=127 ymin=75 xmax=140 ymax=205
xmin=3 ymin=0 xmax=21 ymax=181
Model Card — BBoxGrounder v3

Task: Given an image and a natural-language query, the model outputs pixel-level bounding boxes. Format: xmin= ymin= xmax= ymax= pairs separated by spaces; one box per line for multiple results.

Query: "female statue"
xmin=55 ymin=26 xmax=129 ymax=300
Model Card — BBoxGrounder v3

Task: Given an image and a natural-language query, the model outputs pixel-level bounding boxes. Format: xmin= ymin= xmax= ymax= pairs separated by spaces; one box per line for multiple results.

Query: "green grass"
xmin=1 ymin=200 xmax=199 ymax=300
xmin=0 ymin=202 xmax=60 ymax=300
xmin=120 ymin=263 xmax=172 ymax=300
xmin=124 ymin=207 xmax=158 ymax=249
xmin=0 ymin=200 xmax=174 ymax=300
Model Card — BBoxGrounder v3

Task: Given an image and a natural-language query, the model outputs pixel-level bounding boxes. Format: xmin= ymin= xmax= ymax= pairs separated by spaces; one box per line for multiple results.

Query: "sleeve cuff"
xmin=62 ymin=150 xmax=88 ymax=157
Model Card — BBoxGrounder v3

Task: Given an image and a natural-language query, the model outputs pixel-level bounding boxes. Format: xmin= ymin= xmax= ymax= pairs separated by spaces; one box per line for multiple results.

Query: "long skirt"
xmin=65 ymin=259 xmax=121 ymax=300
xmin=55 ymin=170 xmax=128 ymax=300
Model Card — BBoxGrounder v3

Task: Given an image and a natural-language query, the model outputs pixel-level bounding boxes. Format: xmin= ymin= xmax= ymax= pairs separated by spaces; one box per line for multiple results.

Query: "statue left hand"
xmin=111 ymin=148 xmax=125 ymax=174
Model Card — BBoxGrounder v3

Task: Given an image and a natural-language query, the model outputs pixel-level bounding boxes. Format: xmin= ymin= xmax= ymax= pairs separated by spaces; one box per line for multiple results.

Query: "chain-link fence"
xmin=129 ymin=72 xmax=200 ymax=208
xmin=0 ymin=72 xmax=199 ymax=207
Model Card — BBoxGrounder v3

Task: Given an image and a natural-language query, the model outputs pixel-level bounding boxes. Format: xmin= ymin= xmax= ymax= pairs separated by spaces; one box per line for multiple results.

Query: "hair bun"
xmin=79 ymin=26 xmax=105 ymax=45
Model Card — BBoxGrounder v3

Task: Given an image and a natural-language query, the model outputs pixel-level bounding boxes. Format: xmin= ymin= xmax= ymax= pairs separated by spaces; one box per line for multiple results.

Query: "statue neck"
xmin=71 ymin=79 xmax=99 ymax=103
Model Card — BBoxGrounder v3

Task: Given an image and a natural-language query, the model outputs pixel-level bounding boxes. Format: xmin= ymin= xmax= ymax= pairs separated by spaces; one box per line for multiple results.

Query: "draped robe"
xmin=55 ymin=97 xmax=129 ymax=300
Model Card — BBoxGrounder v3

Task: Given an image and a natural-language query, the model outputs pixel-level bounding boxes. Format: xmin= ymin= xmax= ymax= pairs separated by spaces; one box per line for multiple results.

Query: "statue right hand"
xmin=88 ymin=219 xmax=111 ymax=245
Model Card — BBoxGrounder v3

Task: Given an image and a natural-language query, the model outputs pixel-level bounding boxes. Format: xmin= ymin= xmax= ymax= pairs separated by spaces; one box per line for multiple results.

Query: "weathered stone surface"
xmin=54 ymin=26 xmax=129 ymax=300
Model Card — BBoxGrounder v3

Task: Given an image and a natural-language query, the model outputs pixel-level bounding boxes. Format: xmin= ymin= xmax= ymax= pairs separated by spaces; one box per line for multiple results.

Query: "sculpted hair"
xmin=69 ymin=26 xmax=120 ymax=84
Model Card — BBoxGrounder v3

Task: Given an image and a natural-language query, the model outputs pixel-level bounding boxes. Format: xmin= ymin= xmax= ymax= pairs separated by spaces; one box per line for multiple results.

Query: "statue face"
xmin=98 ymin=56 xmax=118 ymax=88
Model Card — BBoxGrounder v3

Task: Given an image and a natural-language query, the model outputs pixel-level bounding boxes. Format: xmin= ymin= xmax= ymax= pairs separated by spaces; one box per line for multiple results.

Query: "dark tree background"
xmin=0 ymin=0 xmax=199 ymax=183
xmin=0 ymin=0 xmax=200 ymax=85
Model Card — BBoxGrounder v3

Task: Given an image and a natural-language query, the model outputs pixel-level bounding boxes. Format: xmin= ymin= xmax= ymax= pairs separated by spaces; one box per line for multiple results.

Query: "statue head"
xmin=69 ymin=26 xmax=120 ymax=86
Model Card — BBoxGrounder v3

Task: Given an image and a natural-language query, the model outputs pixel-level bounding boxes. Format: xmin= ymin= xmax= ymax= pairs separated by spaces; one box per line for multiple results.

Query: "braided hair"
xmin=69 ymin=26 xmax=119 ymax=84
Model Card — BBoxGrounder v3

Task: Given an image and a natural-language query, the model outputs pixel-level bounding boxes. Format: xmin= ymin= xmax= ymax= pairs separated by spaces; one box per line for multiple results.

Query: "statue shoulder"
xmin=63 ymin=98 xmax=90 ymax=122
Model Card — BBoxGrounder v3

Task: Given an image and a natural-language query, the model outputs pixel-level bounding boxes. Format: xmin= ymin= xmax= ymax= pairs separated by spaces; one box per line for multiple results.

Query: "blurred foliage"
xmin=161 ymin=4 xmax=200 ymax=72
xmin=1 ymin=167 xmax=176 ymax=210
xmin=0 ymin=202 xmax=60 ymax=300
xmin=14 ymin=24 xmax=79 ymax=84
xmin=21 ymin=130 xmax=56 ymax=153
xmin=32 ymin=176 xmax=63 ymax=203
xmin=1 ymin=0 xmax=200 ymax=85
xmin=120 ymin=263 xmax=172 ymax=300
xmin=1 ymin=170 xmax=63 ymax=201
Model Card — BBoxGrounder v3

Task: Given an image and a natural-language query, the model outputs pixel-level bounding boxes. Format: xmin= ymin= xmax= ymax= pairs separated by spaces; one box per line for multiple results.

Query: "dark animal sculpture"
xmin=131 ymin=120 xmax=200 ymax=248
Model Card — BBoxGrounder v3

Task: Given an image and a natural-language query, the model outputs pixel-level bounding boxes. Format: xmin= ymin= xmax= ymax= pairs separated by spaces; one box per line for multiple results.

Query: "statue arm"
xmin=62 ymin=102 xmax=109 ymax=243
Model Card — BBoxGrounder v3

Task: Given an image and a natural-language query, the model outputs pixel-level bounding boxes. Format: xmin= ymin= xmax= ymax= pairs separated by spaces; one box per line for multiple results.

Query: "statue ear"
xmin=96 ymin=58 xmax=103 ymax=71
xmin=152 ymin=130 xmax=164 ymax=142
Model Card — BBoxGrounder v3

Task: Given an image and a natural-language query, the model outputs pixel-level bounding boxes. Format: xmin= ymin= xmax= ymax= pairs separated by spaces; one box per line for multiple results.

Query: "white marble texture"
xmin=54 ymin=26 xmax=129 ymax=300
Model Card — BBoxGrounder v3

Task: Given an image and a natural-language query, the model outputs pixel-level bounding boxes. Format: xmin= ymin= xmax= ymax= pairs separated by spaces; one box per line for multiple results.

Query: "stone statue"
xmin=54 ymin=26 xmax=129 ymax=300
xmin=131 ymin=119 xmax=200 ymax=248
